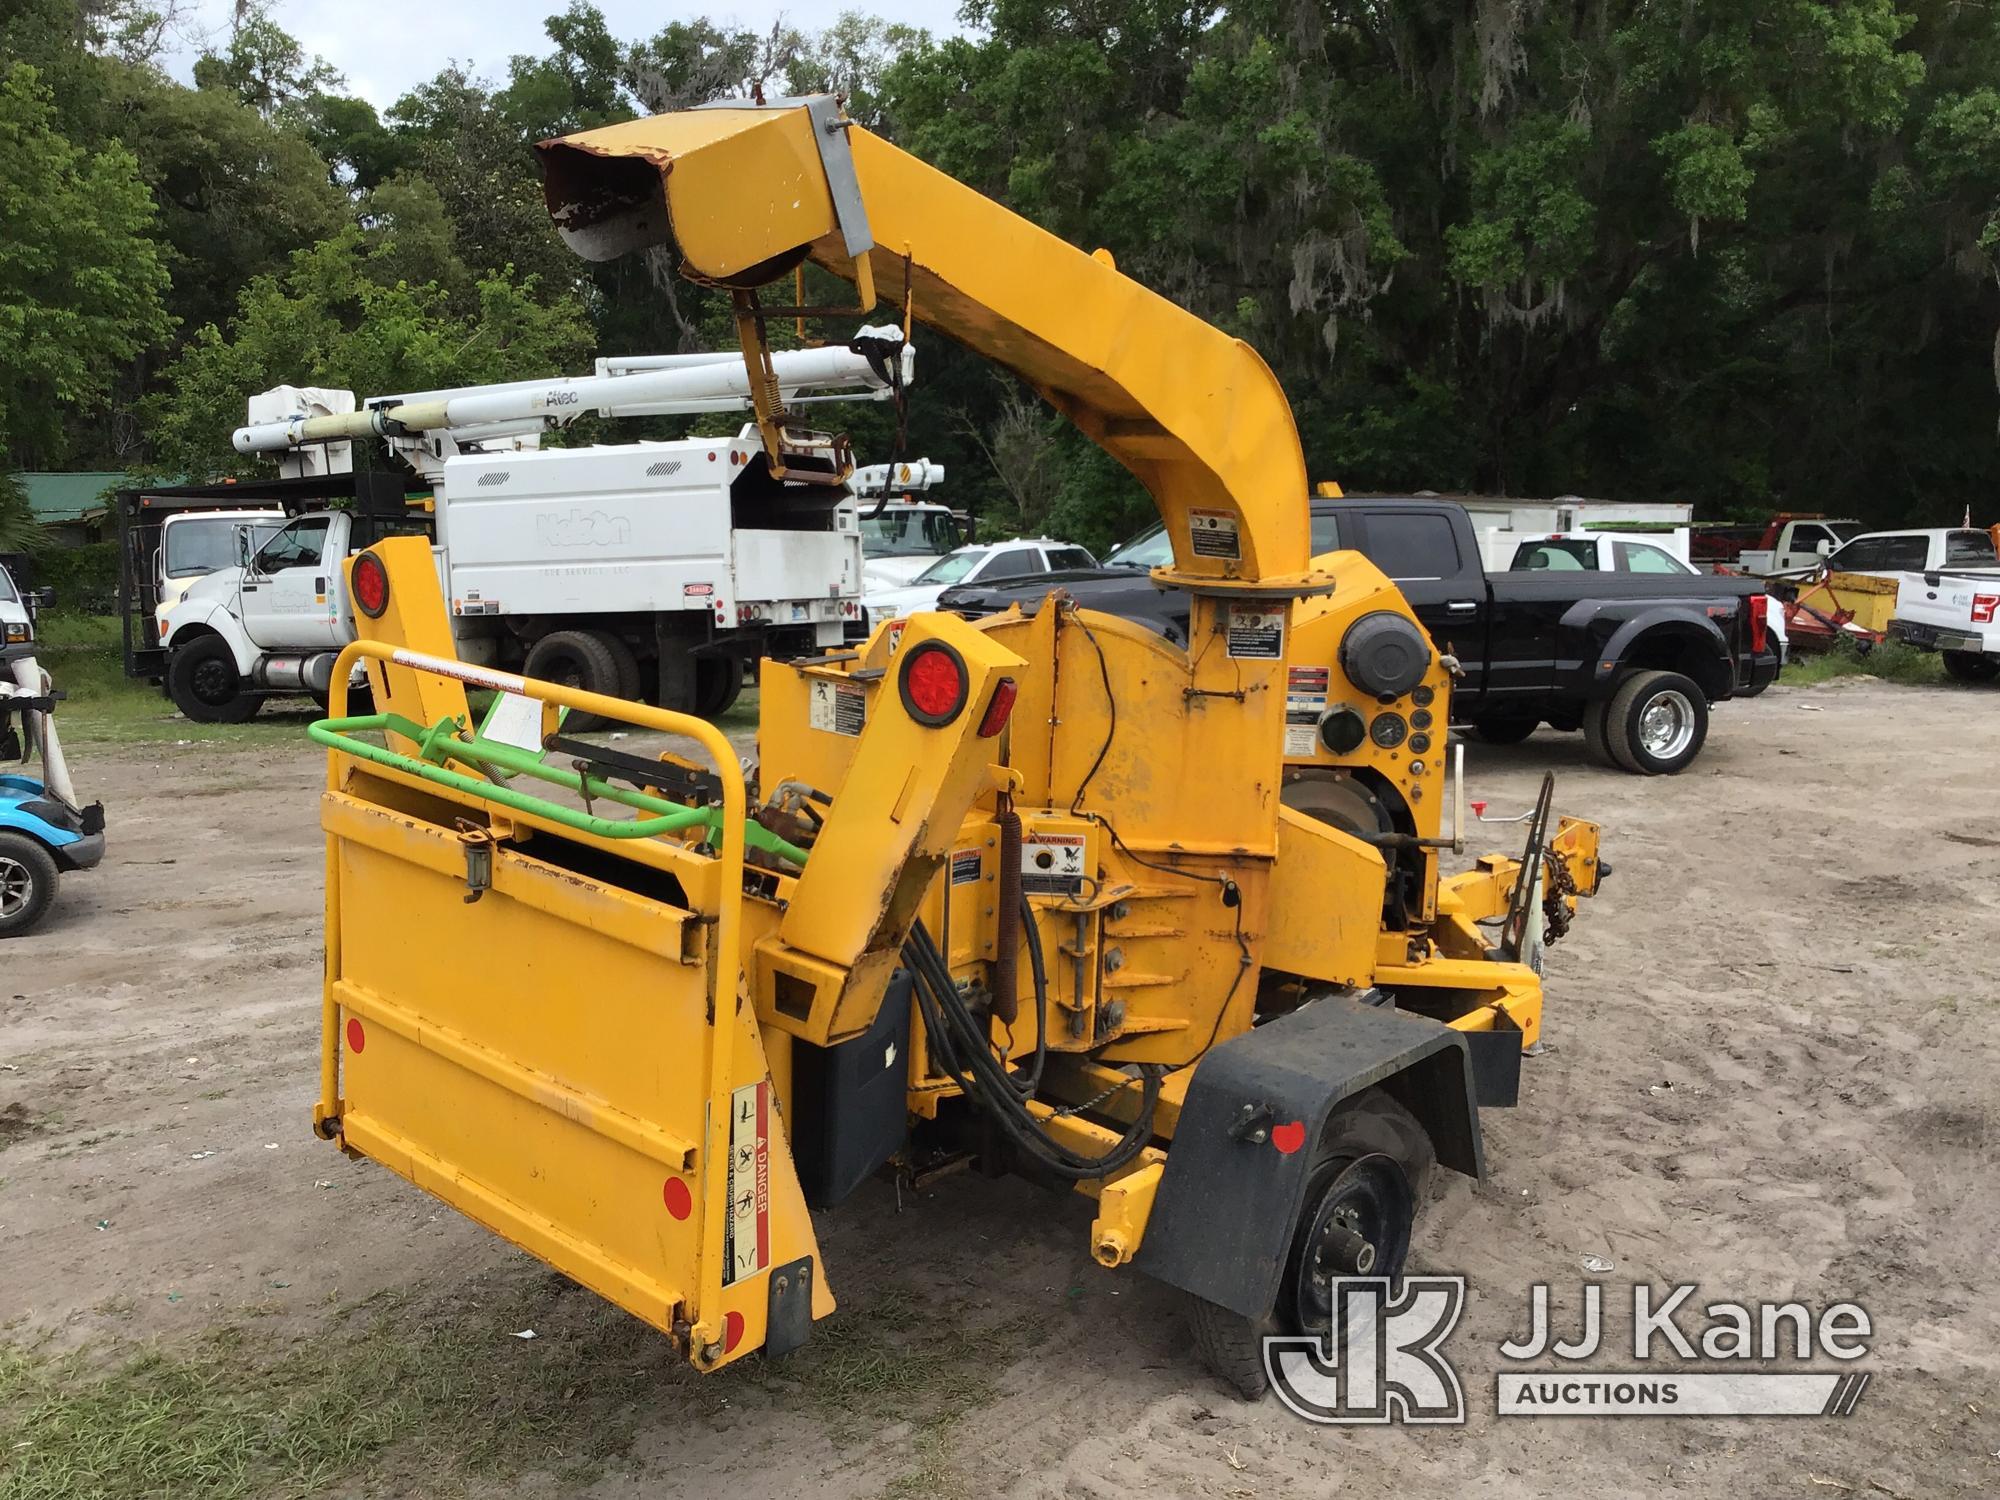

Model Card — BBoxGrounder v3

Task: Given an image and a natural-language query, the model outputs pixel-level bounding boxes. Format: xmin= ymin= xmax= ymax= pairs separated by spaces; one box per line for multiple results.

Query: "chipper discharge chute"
xmin=311 ymin=96 xmax=1604 ymax=1394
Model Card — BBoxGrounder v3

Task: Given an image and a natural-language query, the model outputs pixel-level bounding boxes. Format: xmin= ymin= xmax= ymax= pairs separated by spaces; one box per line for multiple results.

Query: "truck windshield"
xmin=1105 ymin=523 xmax=1172 ymax=568
xmin=0 ymin=567 xmax=17 ymax=603
xmin=1945 ymin=531 xmax=1998 ymax=565
xmin=860 ymin=509 xmax=962 ymax=557
xmin=1512 ymin=540 xmax=1594 ymax=571
xmin=165 ymin=517 xmax=284 ymax=577
xmin=916 ymin=550 xmax=982 ymax=584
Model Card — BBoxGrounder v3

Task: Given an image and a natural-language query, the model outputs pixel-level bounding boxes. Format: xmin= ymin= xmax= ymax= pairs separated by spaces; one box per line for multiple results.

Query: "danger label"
xmin=1286 ymin=664 xmax=1328 ymax=725
xmin=1188 ymin=508 xmax=1241 ymax=560
xmin=808 ymin=679 xmax=867 ymax=737
xmin=1226 ymin=604 xmax=1285 ymax=660
xmin=1021 ymin=833 xmax=1086 ymax=896
xmin=950 ymin=848 xmax=983 ymax=886
xmin=725 ymin=1080 xmax=770 ymax=1286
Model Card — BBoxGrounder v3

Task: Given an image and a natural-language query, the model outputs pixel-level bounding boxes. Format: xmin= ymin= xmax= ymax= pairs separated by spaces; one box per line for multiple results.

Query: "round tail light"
xmin=899 ymin=640 xmax=968 ymax=725
xmin=352 ymin=551 xmax=390 ymax=618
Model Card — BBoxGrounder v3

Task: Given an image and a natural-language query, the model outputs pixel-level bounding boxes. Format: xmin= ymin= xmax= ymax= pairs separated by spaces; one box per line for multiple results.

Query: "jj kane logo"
xmin=1266 ymin=1281 xmax=1874 ymax=1424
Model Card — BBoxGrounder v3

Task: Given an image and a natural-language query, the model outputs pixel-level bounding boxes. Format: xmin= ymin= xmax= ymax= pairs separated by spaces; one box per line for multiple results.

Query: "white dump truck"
xmin=157 ymin=332 xmax=922 ymax=722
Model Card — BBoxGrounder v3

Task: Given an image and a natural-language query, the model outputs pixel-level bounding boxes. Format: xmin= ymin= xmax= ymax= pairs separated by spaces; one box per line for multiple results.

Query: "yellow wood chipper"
xmin=308 ymin=96 xmax=1604 ymax=1396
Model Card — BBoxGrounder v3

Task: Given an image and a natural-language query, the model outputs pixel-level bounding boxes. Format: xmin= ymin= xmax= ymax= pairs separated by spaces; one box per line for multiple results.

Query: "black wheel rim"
xmin=1291 ymin=1153 xmax=1414 ymax=1333
xmin=192 ymin=657 xmax=236 ymax=705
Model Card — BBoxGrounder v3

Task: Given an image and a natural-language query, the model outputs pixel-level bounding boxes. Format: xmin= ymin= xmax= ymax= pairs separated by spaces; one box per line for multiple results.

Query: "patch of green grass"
xmin=0 ymin=1285 xmax=1037 ymax=1500
xmin=1780 ymin=635 xmax=1945 ymax=688
xmin=29 ymin=613 xmax=309 ymax=749
xmin=0 ymin=1293 xmax=706 ymax=1500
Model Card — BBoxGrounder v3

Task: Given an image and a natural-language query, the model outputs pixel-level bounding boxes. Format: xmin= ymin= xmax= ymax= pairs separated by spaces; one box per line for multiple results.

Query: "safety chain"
xmin=1541 ymin=850 xmax=1579 ymax=946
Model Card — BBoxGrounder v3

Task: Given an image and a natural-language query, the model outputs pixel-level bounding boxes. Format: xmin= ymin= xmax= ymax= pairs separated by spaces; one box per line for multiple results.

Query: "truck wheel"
xmin=1942 ymin=650 xmax=2000 ymax=684
xmin=588 ymin=631 xmax=642 ymax=702
xmin=525 ymin=631 xmax=624 ymax=732
xmin=1186 ymin=1090 xmax=1434 ymax=1399
xmin=0 ymin=831 xmax=59 ymax=938
xmin=694 ymin=658 xmax=744 ymax=718
xmin=1472 ymin=716 xmax=1538 ymax=745
xmin=167 ymin=637 xmax=259 ymax=724
xmin=1605 ymin=669 xmax=1708 ymax=775
xmin=1581 ymin=695 xmax=1617 ymax=768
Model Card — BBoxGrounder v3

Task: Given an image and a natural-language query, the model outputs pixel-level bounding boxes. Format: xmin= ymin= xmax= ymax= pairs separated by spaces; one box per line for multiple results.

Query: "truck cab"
xmin=858 ymin=499 xmax=965 ymax=588
xmin=159 ymin=506 xmax=425 ymax=722
xmin=1820 ymin=527 xmax=1999 ymax=578
xmin=0 ymin=563 xmax=37 ymax=648
xmin=155 ymin=509 xmax=285 ymax=612
xmin=1738 ymin=517 xmax=1863 ymax=575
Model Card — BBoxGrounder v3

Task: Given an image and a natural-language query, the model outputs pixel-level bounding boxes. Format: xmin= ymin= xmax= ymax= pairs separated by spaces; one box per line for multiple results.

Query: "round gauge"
xmin=1409 ymin=732 xmax=1432 ymax=755
xmin=1411 ymin=684 xmax=1435 ymax=707
xmin=1410 ymin=708 xmax=1433 ymax=730
xmin=1370 ymin=712 xmax=1408 ymax=749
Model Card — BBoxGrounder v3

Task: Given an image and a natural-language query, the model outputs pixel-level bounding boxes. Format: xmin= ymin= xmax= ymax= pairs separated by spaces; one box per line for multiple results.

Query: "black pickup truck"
xmin=939 ymin=496 xmax=1778 ymax=774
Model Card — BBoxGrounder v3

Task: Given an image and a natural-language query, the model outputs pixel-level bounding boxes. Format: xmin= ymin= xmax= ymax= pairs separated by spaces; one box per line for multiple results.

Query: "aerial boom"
xmin=232 ymin=330 xmax=912 ymax=455
xmin=537 ymin=101 xmax=1311 ymax=586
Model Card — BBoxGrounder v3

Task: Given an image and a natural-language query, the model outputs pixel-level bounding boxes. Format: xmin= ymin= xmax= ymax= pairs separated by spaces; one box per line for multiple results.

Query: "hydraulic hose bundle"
xmin=903 ymin=897 xmax=1162 ymax=1182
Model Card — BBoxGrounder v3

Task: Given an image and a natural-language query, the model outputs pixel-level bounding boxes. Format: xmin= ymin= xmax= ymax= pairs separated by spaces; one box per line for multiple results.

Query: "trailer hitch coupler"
xmin=992 ymin=794 xmax=1022 ymax=1026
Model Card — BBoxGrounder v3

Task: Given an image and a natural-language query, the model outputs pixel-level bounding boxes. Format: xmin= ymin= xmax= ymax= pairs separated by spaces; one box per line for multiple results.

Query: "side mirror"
xmin=1815 ymin=540 xmax=1834 ymax=557
xmin=30 ymin=587 xmax=54 ymax=613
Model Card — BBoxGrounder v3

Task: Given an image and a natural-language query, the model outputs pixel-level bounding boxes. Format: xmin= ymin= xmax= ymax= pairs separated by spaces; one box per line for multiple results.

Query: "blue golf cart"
xmin=1 ymin=643 xmax=104 ymax=937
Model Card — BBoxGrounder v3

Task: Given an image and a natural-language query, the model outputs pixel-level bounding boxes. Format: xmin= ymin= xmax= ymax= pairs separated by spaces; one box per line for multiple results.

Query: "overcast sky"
xmin=166 ymin=0 xmax=967 ymax=110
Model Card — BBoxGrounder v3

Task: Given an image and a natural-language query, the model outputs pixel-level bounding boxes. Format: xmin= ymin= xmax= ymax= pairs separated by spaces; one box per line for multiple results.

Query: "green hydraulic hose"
xmin=308 ymin=711 xmax=809 ymax=865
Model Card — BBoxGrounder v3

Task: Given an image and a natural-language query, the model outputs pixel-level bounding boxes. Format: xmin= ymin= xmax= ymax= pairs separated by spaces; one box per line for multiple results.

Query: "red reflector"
xmin=1747 ymin=593 xmax=1768 ymax=654
xmin=352 ymin=553 xmax=390 ymax=618
xmin=977 ymin=676 xmax=1018 ymax=738
xmin=899 ymin=641 xmax=968 ymax=725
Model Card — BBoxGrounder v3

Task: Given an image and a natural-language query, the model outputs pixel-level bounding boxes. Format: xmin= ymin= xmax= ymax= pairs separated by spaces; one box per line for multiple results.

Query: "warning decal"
xmin=1021 ymin=832 xmax=1086 ymax=896
xmin=1285 ymin=664 xmax=1329 ymax=725
xmin=1188 ymin=507 xmax=1242 ymax=560
xmin=724 ymin=1080 xmax=771 ymax=1286
xmin=808 ymin=678 xmax=867 ymax=737
xmin=950 ymin=849 xmax=983 ymax=886
xmin=1225 ymin=604 xmax=1285 ymax=660
xmin=1284 ymin=724 xmax=1319 ymax=758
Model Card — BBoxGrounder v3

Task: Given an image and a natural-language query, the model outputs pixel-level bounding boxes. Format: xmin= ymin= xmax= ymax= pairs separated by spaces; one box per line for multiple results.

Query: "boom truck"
xmin=307 ymin=96 xmax=1605 ymax=1395
xmin=157 ymin=335 xmax=917 ymax=722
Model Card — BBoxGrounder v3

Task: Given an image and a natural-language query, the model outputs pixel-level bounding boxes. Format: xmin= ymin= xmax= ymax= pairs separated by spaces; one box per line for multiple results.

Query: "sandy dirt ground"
xmin=4 ymin=678 xmax=1998 ymax=1498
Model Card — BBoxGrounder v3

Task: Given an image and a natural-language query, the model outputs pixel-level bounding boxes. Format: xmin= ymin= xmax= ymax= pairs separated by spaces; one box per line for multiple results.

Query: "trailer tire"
xmin=0 ymin=831 xmax=59 ymax=939
xmin=1185 ymin=1089 xmax=1434 ymax=1399
xmin=525 ymin=630 xmax=623 ymax=731
xmin=1472 ymin=715 xmax=1538 ymax=745
xmin=1942 ymin=650 xmax=2000 ymax=684
xmin=695 ymin=658 xmax=744 ymax=718
xmin=1604 ymin=669 xmax=1707 ymax=775
xmin=167 ymin=636 xmax=259 ymax=724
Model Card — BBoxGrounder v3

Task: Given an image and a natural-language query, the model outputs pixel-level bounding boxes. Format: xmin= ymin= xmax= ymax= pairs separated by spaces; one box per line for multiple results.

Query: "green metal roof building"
xmin=15 ymin=472 xmax=129 ymax=543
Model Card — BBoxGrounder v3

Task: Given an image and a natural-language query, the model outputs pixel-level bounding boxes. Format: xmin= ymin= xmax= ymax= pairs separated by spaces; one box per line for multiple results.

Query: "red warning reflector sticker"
xmin=724 ymin=1080 xmax=770 ymax=1285
xmin=662 ymin=1177 xmax=692 ymax=1220
xmin=345 ymin=1018 xmax=366 ymax=1053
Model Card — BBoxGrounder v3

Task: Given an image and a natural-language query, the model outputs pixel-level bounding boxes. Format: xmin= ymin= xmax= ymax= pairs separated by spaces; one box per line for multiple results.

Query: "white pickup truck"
xmin=1889 ymin=574 xmax=2000 ymax=681
xmin=158 ymin=425 xmax=872 ymax=723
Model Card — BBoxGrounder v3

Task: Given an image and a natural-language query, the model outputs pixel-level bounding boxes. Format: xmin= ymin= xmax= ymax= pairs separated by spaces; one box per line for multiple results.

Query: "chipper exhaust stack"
xmin=311 ymin=96 xmax=1604 ymax=1392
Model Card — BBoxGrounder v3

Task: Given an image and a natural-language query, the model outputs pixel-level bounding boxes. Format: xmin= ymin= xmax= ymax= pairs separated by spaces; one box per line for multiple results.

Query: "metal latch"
xmin=455 ymin=820 xmax=498 ymax=903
